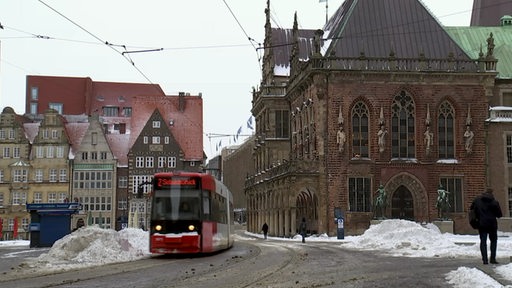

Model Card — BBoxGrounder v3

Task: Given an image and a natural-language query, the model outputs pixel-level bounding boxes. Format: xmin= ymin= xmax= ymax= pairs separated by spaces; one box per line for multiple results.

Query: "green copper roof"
xmin=446 ymin=26 xmax=512 ymax=78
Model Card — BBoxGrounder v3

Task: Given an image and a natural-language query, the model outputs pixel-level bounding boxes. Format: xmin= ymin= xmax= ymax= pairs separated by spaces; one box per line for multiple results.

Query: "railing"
xmin=308 ymin=56 xmax=483 ymax=72
xmin=488 ymin=107 xmax=512 ymax=121
xmin=245 ymin=158 xmax=320 ymax=188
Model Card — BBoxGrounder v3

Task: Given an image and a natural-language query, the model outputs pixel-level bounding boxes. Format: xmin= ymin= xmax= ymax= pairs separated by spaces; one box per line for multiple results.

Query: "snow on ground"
xmin=1 ymin=220 xmax=511 ymax=287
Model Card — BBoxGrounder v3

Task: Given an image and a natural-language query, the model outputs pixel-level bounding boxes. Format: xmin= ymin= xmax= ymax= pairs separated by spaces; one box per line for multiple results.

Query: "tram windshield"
xmin=152 ymin=190 xmax=201 ymax=220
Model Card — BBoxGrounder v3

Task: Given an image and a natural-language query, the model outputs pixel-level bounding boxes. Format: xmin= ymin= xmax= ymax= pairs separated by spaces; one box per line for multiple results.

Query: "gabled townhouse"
xmin=0 ymin=107 xmax=32 ymax=240
xmin=27 ymin=109 xmax=71 ymax=229
xmin=127 ymin=94 xmax=204 ymax=229
xmin=66 ymin=115 xmax=117 ymax=230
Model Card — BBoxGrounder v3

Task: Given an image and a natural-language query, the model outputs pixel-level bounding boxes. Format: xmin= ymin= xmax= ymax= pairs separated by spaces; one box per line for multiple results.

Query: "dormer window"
xmin=152 ymin=121 xmax=160 ymax=128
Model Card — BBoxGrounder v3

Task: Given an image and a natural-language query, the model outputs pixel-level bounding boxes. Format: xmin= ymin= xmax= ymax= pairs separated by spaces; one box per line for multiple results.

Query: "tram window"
xmin=202 ymin=192 xmax=211 ymax=220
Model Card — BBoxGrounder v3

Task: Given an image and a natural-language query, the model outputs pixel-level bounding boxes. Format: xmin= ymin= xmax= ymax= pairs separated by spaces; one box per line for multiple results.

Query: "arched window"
xmin=351 ymin=102 xmax=369 ymax=157
xmin=438 ymin=101 xmax=455 ymax=158
xmin=391 ymin=91 xmax=415 ymax=158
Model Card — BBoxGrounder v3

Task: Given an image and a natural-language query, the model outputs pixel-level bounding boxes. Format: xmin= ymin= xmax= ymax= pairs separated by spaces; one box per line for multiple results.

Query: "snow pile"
xmin=342 ymin=219 xmax=480 ymax=258
xmin=446 ymin=267 xmax=503 ymax=288
xmin=24 ymin=226 xmax=150 ymax=271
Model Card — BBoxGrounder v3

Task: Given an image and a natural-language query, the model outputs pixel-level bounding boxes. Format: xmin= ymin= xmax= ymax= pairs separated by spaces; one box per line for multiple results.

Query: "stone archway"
xmin=391 ymin=185 xmax=414 ymax=220
xmin=295 ymin=188 xmax=318 ymax=234
xmin=384 ymin=173 xmax=429 ymax=222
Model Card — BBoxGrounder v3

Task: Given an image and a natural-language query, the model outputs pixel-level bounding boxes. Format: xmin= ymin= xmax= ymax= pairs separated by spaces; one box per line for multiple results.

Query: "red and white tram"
xmin=149 ymin=172 xmax=234 ymax=254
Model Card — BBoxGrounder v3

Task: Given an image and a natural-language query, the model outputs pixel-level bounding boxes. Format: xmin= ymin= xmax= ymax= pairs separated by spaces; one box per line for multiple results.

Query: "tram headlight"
xmin=188 ymin=224 xmax=195 ymax=231
xmin=155 ymin=225 xmax=162 ymax=231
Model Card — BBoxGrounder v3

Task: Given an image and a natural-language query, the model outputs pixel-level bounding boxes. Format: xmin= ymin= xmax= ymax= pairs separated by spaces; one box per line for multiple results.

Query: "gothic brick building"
xmin=245 ymin=0 xmax=508 ymax=237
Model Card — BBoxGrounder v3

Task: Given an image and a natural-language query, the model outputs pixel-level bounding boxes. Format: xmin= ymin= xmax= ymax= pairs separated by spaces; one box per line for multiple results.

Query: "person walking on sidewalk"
xmin=470 ymin=188 xmax=503 ymax=264
xmin=262 ymin=222 xmax=269 ymax=239
xmin=299 ymin=218 xmax=307 ymax=243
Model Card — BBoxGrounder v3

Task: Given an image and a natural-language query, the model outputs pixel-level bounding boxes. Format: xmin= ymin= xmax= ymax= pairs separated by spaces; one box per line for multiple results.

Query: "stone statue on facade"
xmin=377 ymin=125 xmax=387 ymax=153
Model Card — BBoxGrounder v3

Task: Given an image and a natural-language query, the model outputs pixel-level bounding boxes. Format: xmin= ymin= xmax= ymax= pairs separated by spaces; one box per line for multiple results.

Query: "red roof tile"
xmin=130 ymin=95 xmax=203 ymax=161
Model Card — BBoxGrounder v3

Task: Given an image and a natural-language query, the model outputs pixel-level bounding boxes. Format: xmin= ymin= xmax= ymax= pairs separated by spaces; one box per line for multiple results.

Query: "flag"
xmin=247 ymin=116 xmax=254 ymax=130
xmin=13 ymin=217 xmax=18 ymax=239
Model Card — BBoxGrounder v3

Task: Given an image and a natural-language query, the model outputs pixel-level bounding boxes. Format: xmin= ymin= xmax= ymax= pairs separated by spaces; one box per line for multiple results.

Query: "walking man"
xmin=299 ymin=218 xmax=307 ymax=243
xmin=262 ymin=222 xmax=269 ymax=239
xmin=470 ymin=188 xmax=503 ymax=264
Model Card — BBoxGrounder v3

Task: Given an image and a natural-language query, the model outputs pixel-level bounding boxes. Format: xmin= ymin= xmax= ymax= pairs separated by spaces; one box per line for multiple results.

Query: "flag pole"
xmin=325 ymin=0 xmax=328 ymax=24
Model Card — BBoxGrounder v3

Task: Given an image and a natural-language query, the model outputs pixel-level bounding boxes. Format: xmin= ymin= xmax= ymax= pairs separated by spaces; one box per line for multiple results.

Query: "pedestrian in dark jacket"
xmin=470 ymin=188 xmax=503 ymax=264
xmin=299 ymin=218 xmax=307 ymax=243
xmin=262 ymin=222 xmax=269 ymax=239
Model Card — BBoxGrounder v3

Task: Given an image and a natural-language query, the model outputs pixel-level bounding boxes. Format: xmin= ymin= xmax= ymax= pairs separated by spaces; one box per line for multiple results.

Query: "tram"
xmin=149 ymin=171 xmax=234 ymax=254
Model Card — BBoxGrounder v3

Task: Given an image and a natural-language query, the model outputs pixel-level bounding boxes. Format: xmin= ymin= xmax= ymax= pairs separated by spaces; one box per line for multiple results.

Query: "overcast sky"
xmin=0 ymin=0 xmax=473 ymax=160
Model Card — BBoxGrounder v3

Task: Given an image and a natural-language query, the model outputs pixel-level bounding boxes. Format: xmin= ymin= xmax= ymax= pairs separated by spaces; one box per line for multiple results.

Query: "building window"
xmin=3 ymin=147 xmax=10 ymax=158
xmin=0 ymin=170 xmax=3 ymax=183
xmin=82 ymin=152 xmax=88 ymax=160
xmin=49 ymin=169 xmax=57 ymax=182
xmin=190 ymin=161 xmax=195 ymax=167
xmin=48 ymin=193 xmax=56 ymax=203
xmin=91 ymin=152 xmax=98 ymax=160
xmin=158 ymin=157 xmax=166 ymax=168
xmin=136 ymin=157 xmax=144 ymax=168
xmin=31 ymin=86 xmax=39 ymax=100
xmin=36 ymin=146 xmax=44 ymax=158
xmin=35 ymin=169 xmax=43 ymax=182
xmin=34 ymin=192 xmax=42 ymax=204
xmin=351 ymin=102 xmax=369 ymax=157
xmin=59 ymin=193 xmax=68 ymax=202
xmin=47 ymin=146 xmax=54 ymax=158
xmin=275 ymin=110 xmax=289 ymax=138
xmin=59 ymin=169 xmax=67 ymax=182
xmin=73 ymin=171 xmax=113 ymax=189
xmin=168 ymin=157 xmax=176 ymax=168
xmin=439 ymin=177 xmax=463 ymax=212
xmin=100 ymin=152 xmax=107 ymax=160
xmin=12 ymin=191 xmax=27 ymax=205
xmin=13 ymin=147 xmax=20 ymax=158
xmin=49 ymin=103 xmax=63 ymax=114
xmin=103 ymin=106 xmax=119 ymax=117
xmin=42 ymin=129 xmax=49 ymax=139
xmin=51 ymin=130 xmax=59 ymax=139
xmin=438 ymin=102 xmax=455 ymax=159
xmin=164 ymin=137 xmax=169 ymax=144
xmin=8 ymin=129 xmax=14 ymax=139
xmin=391 ymin=90 xmax=415 ymax=158
xmin=118 ymin=198 xmax=127 ymax=210
xmin=0 ymin=130 xmax=4 ymax=139
xmin=0 ymin=193 xmax=3 ymax=207
xmin=146 ymin=157 xmax=154 ymax=168
xmin=123 ymin=107 xmax=132 ymax=117
xmin=56 ymin=146 xmax=64 ymax=158
xmin=503 ymin=92 xmax=512 ymax=106
xmin=118 ymin=176 xmax=128 ymax=188
xmin=508 ymin=187 xmax=512 ymax=217
xmin=13 ymin=169 xmax=28 ymax=182
xmin=132 ymin=175 xmax=152 ymax=194
xmin=143 ymin=136 xmax=148 ymax=144
xmin=507 ymin=135 xmax=512 ymax=163
xmin=152 ymin=136 xmax=160 ymax=144
xmin=152 ymin=121 xmax=160 ymax=128
xmin=348 ymin=177 xmax=371 ymax=212
xmin=30 ymin=103 xmax=38 ymax=114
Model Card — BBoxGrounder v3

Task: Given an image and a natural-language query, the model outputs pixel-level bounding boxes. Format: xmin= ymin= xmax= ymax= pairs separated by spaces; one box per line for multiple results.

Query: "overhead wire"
xmin=37 ymin=0 xmax=155 ymax=86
